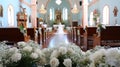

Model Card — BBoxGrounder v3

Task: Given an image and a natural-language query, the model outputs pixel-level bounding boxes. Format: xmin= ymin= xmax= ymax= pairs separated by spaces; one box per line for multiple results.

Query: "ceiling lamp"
xmin=55 ymin=0 xmax=62 ymax=5
xmin=71 ymin=4 xmax=79 ymax=14
xmin=39 ymin=4 xmax=47 ymax=14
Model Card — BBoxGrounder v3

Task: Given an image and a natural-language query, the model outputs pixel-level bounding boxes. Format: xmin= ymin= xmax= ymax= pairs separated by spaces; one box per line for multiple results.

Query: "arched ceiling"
xmin=37 ymin=0 xmax=82 ymax=10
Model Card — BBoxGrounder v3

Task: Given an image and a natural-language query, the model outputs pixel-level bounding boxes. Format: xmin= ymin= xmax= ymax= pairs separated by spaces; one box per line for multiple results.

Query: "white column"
xmin=31 ymin=0 xmax=37 ymax=28
xmin=19 ymin=0 xmax=37 ymax=28
xmin=82 ymin=0 xmax=88 ymax=27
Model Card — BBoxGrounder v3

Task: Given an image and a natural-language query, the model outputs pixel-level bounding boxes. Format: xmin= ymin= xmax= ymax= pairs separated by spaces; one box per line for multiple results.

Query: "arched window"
xmin=103 ymin=5 xmax=109 ymax=25
xmin=8 ymin=4 xmax=14 ymax=27
xmin=62 ymin=8 xmax=68 ymax=21
xmin=89 ymin=12 xmax=94 ymax=26
xmin=49 ymin=8 xmax=54 ymax=20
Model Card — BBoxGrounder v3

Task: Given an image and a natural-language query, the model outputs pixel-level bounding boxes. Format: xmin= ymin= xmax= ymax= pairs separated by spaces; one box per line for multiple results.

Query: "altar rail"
xmin=93 ymin=26 xmax=120 ymax=47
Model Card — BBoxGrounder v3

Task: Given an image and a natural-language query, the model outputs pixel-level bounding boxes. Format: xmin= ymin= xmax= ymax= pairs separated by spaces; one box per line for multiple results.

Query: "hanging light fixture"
xmin=55 ymin=0 xmax=62 ymax=5
xmin=71 ymin=4 xmax=79 ymax=14
xmin=39 ymin=4 xmax=47 ymax=14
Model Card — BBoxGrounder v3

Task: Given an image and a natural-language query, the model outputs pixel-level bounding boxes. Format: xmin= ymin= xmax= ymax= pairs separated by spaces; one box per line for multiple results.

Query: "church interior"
xmin=0 ymin=0 xmax=120 ymax=67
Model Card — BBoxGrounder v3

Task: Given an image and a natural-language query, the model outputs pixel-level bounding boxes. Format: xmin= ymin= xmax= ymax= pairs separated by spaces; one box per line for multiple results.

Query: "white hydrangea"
xmin=10 ymin=53 xmax=21 ymax=62
xmin=50 ymin=58 xmax=59 ymax=67
xmin=9 ymin=47 xmax=18 ymax=53
xmin=50 ymin=50 xmax=59 ymax=59
xmin=89 ymin=62 xmax=95 ymax=67
xmin=35 ymin=49 xmax=42 ymax=55
xmin=17 ymin=41 xmax=26 ymax=48
xmin=85 ymin=50 xmax=92 ymax=56
xmin=34 ymin=49 xmax=45 ymax=59
xmin=105 ymin=48 xmax=120 ymax=66
xmin=89 ymin=49 xmax=106 ymax=62
xmin=63 ymin=58 xmax=72 ymax=67
xmin=23 ymin=46 xmax=32 ymax=52
xmin=58 ymin=47 xmax=67 ymax=55
xmin=67 ymin=48 xmax=75 ymax=54
xmin=30 ymin=53 xmax=39 ymax=59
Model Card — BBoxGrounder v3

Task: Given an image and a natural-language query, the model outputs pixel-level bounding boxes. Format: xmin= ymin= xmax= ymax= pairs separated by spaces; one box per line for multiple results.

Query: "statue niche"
xmin=55 ymin=10 xmax=62 ymax=24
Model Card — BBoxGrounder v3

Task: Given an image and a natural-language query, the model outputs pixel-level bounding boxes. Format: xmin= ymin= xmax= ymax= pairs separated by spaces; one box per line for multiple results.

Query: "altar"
xmin=53 ymin=23 xmax=65 ymax=34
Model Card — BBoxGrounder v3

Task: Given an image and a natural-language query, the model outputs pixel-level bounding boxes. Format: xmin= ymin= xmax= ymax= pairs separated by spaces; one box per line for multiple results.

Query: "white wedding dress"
xmin=48 ymin=23 xmax=69 ymax=48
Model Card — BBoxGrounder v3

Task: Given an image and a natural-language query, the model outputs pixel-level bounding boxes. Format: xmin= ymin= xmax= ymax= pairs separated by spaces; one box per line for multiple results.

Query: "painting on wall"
xmin=0 ymin=5 xmax=3 ymax=17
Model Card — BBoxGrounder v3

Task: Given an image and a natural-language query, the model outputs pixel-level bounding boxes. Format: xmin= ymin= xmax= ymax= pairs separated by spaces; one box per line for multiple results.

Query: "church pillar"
xmin=31 ymin=0 xmax=37 ymax=28
xmin=82 ymin=0 xmax=88 ymax=27
xmin=19 ymin=0 xmax=37 ymax=28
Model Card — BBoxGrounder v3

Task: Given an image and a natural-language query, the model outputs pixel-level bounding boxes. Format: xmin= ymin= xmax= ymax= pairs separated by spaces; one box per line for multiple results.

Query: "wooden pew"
xmin=27 ymin=28 xmax=35 ymax=41
xmin=76 ymin=26 xmax=85 ymax=46
xmin=93 ymin=26 xmax=120 ymax=47
xmin=83 ymin=27 xmax=97 ymax=50
xmin=0 ymin=28 xmax=24 ymax=44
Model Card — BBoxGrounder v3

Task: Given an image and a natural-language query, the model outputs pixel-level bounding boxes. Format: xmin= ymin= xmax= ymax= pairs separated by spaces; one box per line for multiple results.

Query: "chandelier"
xmin=55 ymin=0 xmax=62 ymax=5
xmin=71 ymin=4 xmax=79 ymax=14
xmin=39 ymin=4 xmax=47 ymax=14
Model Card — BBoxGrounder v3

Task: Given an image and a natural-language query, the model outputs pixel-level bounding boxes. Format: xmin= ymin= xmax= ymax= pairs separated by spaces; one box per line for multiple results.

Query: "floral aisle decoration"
xmin=88 ymin=46 xmax=120 ymax=67
xmin=19 ymin=23 xmax=27 ymax=36
xmin=42 ymin=43 xmax=91 ymax=67
xmin=96 ymin=23 xmax=106 ymax=37
xmin=0 ymin=40 xmax=44 ymax=67
xmin=93 ymin=9 xmax=100 ymax=26
xmin=0 ymin=41 xmax=10 ymax=65
xmin=1 ymin=41 xmax=120 ymax=67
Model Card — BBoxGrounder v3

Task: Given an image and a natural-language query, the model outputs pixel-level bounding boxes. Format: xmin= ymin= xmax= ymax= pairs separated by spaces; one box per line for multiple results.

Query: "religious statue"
xmin=55 ymin=10 xmax=61 ymax=24
xmin=113 ymin=6 xmax=118 ymax=17
xmin=113 ymin=6 xmax=118 ymax=25
xmin=56 ymin=15 xmax=61 ymax=23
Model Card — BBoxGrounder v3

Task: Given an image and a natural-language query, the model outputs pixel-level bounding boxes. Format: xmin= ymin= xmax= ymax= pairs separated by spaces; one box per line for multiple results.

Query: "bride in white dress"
xmin=48 ymin=23 xmax=69 ymax=48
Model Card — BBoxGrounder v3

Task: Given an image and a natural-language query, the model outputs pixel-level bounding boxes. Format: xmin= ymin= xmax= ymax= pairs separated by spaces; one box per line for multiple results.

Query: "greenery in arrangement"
xmin=1 ymin=41 xmax=120 ymax=67
xmin=19 ymin=24 xmax=27 ymax=36
xmin=96 ymin=23 xmax=106 ymax=37
xmin=0 ymin=40 xmax=43 ymax=67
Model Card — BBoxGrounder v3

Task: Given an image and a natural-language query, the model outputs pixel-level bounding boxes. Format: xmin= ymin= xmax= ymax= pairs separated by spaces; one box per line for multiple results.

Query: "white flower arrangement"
xmin=63 ymin=58 xmax=72 ymax=67
xmin=42 ymin=42 xmax=85 ymax=67
xmin=10 ymin=52 xmax=22 ymax=62
xmin=50 ymin=57 xmax=59 ymax=67
xmin=105 ymin=48 xmax=120 ymax=67
xmin=1 ymin=41 xmax=120 ymax=67
xmin=0 ymin=41 xmax=44 ymax=67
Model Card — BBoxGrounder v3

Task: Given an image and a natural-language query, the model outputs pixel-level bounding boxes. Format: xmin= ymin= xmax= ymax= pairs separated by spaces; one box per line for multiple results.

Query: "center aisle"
xmin=42 ymin=29 xmax=70 ymax=48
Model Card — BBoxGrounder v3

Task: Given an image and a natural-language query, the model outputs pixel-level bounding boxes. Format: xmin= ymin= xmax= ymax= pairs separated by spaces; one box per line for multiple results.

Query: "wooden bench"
xmin=93 ymin=26 xmax=120 ymax=47
xmin=27 ymin=28 xmax=35 ymax=41
xmin=76 ymin=26 xmax=85 ymax=46
xmin=83 ymin=27 xmax=97 ymax=50
xmin=0 ymin=28 xmax=24 ymax=44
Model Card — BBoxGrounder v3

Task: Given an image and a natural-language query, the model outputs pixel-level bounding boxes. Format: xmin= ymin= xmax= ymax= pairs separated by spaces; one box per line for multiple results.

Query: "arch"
xmin=102 ymin=5 xmax=109 ymax=25
xmin=8 ymin=4 xmax=14 ymax=27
